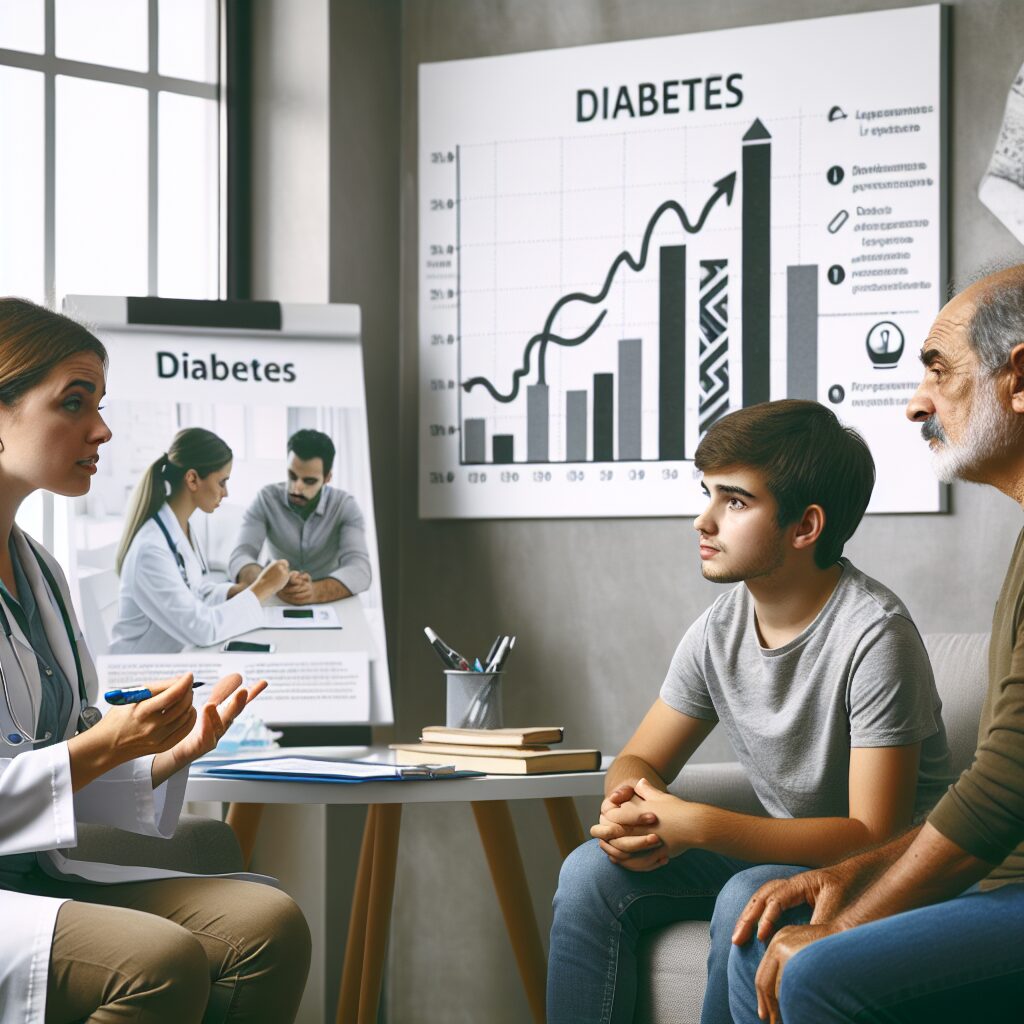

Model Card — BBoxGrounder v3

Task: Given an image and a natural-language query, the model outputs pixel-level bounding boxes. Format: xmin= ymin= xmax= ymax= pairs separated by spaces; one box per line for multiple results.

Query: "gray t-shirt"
xmin=660 ymin=560 xmax=953 ymax=819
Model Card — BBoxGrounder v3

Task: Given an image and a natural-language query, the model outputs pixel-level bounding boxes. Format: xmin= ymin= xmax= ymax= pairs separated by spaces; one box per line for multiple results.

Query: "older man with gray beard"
xmin=719 ymin=266 xmax=1024 ymax=1024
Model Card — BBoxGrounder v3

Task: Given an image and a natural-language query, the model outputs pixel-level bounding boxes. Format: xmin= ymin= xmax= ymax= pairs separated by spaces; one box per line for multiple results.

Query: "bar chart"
xmin=419 ymin=7 xmax=945 ymax=517
xmin=454 ymin=120 xmax=818 ymax=468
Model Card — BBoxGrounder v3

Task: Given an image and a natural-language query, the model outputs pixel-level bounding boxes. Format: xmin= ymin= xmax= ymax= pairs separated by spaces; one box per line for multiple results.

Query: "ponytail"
xmin=115 ymin=454 xmax=167 ymax=574
xmin=115 ymin=428 xmax=232 ymax=574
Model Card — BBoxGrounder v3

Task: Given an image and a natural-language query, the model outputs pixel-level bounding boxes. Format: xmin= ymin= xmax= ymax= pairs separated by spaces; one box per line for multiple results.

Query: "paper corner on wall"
xmin=979 ymin=61 xmax=1024 ymax=245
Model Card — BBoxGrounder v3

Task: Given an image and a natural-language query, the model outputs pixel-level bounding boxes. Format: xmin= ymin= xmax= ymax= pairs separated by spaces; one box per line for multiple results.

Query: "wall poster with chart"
xmin=418 ymin=5 xmax=947 ymax=518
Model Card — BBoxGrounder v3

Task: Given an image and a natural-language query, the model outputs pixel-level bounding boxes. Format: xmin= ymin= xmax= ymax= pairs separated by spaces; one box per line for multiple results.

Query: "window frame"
xmin=0 ymin=0 xmax=228 ymax=553
xmin=0 ymin=0 xmax=223 ymax=309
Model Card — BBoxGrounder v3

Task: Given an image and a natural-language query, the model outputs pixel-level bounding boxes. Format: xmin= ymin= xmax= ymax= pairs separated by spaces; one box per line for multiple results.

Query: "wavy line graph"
xmin=461 ymin=171 xmax=737 ymax=404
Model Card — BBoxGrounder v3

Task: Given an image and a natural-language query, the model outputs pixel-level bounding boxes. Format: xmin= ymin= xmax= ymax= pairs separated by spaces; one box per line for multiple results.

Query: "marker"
xmin=104 ymin=681 xmax=207 ymax=706
xmin=473 ymin=658 xmax=484 ymax=673
xmin=423 ymin=626 xmax=470 ymax=671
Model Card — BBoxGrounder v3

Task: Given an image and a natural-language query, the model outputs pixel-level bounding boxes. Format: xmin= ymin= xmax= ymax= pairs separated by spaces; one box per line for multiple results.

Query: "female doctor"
xmin=0 ymin=299 xmax=310 ymax=1024
xmin=110 ymin=428 xmax=290 ymax=654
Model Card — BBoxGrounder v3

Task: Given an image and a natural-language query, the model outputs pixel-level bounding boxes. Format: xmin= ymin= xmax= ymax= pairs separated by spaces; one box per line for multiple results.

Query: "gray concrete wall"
xmin=249 ymin=2 xmax=1024 ymax=1021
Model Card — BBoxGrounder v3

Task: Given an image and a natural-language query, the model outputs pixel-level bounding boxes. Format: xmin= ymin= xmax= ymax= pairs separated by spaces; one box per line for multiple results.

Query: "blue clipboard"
xmin=200 ymin=757 xmax=483 ymax=784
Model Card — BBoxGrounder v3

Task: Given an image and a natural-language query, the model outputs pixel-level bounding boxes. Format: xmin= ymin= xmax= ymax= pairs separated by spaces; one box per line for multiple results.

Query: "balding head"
xmin=959 ymin=264 xmax=1024 ymax=375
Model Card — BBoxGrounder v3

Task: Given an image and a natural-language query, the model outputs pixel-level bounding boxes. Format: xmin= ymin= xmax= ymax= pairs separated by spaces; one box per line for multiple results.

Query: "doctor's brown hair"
xmin=0 ymin=298 xmax=107 ymax=408
xmin=694 ymin=400 xmax=875 ymax=569
xmin=115 ymin=428 xmax=233 ymax=574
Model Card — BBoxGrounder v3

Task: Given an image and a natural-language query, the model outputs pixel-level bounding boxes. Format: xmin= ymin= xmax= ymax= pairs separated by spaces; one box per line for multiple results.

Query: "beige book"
xmin=420 ymin=725 xmax=564 ymax=747
xmin=390 ymin=742 xmax=600 ymax=775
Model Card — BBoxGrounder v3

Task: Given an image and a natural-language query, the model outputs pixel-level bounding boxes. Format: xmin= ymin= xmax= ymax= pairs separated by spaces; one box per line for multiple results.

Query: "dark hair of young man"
xmin=287 ymin=428 xmax=335 ymax=476
xmin=694 ymin=400 xmax=875 ymax=569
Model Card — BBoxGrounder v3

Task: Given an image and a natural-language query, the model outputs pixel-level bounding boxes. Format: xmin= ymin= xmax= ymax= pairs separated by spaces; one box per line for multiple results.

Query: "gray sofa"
xmin=635 ymin=632 xmax=990 ymax=1024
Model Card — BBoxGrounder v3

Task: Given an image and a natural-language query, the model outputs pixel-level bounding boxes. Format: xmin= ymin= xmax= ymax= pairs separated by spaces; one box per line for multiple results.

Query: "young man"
xmin=228 ymin=428 xmax=372 ymax=604
xmin=546 ymin=399 xmax=953 ymax=1024
xmin=727 ymin=267 xmax=1024 ymax=1024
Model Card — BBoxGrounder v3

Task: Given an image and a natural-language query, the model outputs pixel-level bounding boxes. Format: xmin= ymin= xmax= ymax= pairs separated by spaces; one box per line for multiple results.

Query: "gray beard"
xmin=923 ymin=376 xmax=1023 ymax=483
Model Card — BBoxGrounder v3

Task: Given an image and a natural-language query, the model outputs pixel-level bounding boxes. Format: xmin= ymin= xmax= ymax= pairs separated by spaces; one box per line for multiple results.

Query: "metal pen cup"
xmin=445 ymin=670 xmax=503 ymax=729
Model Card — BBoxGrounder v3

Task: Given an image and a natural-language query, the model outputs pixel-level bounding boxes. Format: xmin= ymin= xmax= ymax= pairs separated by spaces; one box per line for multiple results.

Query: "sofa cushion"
xmin=636 ymin=922 xmax=711 ymax=1024
xmin=922 ymin=632 xmax=989 ymax=776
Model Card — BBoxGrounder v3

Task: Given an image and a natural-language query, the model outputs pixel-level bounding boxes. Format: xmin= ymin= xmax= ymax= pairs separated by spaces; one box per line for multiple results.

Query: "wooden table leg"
xmin=337 ymin=806 xmax=377 ymax=1024
xmin=357 ymin=803 xmax=402 ymax=1024
xmin=543 ymin=797 xmax=586 ymax=861
xmin=225 ymin=802 xmax=265 ymax=869
xmin=471 ymin=800 xmax=547 ymax=1024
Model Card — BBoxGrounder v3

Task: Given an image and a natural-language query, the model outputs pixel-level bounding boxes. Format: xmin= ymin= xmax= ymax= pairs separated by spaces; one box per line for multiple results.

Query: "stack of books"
xmin=390 ymin=726 xmax=601 ymax=775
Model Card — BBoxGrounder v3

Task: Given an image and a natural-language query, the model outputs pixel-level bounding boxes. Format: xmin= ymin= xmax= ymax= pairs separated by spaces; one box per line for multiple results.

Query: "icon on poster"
xmin=866 ymin=321 xmax=904 ymax=368
xmin=827 ymin=209 xmax=849 ymax=234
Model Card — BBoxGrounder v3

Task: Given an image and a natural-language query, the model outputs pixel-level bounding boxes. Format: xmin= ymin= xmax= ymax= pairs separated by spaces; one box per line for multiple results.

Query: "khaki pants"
xmin=26 ymin=875 xmax=310 ymax=1024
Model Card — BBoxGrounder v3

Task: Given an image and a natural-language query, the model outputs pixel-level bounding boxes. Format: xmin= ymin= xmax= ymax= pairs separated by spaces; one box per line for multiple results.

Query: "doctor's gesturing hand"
xmin=151 ymin=670 xmax=268 ymax=786
xmin=64 ymin=670 xmax=267 ymax=791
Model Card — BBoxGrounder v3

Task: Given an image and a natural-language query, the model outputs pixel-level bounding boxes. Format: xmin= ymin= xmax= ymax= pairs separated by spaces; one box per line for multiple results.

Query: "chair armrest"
xmin=667 ymin=761 xmax=767 ymax=817
xmin=71 ymin=814 xmax=244 ymax=874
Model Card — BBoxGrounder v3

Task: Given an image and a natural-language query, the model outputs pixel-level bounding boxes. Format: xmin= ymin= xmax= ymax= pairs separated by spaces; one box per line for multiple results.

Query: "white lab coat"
xmin=0 ymin=527 xmax=199 ymax=1024
xmin=110 ymin=505 xmax=264 ymax=654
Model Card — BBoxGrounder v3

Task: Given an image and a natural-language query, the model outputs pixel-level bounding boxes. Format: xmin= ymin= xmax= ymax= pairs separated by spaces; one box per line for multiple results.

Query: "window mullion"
xmin=43 ymin=0 xmax=55 ymax=310
xmin=148 ymin=0 xmax=159 ymax=296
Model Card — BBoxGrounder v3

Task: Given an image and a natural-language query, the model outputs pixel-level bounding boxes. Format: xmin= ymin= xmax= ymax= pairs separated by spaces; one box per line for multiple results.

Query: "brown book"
xmin=390 ymin=742 xmax=600 ymax=775
xmin=399 ymin=741 xmax=552 ymax=757
xmin=420 ymin=725 xmax=564 ymax=747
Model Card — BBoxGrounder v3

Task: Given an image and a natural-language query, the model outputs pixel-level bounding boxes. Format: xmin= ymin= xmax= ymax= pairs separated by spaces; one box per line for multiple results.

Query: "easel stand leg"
xmin=225 ymin=802 xmax=265 ymax=869
xmin=337 ymin=805 xmax=378 ymax=1024
xmin=357 ymin=803 xmax=402 ymax=1024
xmin=543 ymin=797 xmax=585 ymax=860
xmin=471 ymin=800 xmax=548 ymax=1024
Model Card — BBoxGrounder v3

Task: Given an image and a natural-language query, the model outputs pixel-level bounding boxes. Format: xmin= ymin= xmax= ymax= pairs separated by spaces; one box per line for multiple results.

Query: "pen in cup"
xmin=484 ymin=635 xmax=511 ymax=673
xmin=483 ymin=634 xmax=504 ymax=666
xmin=104 ymin=680 xmax=208 ymax=706
xmin=423 ymin=626 xmax=470 ymax=671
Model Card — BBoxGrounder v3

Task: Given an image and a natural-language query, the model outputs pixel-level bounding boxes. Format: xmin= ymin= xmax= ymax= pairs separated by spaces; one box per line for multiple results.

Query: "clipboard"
xmin=199 ymin=756 xmax=483 ymax=784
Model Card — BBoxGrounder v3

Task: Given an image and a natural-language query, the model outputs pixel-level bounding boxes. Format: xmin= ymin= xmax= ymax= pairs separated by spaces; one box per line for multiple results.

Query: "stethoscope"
xmin=153 ymin=513 xmax=208 ymax=589
xmin=0 ymin=538 xmax=101 ymax=747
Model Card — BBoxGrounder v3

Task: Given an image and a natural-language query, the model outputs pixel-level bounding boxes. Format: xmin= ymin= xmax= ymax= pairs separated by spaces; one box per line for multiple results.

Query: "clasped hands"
xmin=589 ymin=778 xmax=703 ymax=872
xmin=592 ymin=782 xmax=849 ymax=1022
xmin=279 ymin=570 xmax=315 ymax=604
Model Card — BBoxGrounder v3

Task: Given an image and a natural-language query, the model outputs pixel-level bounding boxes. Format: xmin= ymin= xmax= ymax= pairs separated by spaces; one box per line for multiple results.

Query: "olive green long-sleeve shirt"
xmin=929 ymin=527 xmax=1024 ymax=888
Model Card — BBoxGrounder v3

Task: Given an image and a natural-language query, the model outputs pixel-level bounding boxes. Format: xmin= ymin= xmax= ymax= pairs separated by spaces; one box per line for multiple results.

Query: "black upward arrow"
xmin=462 ymin=172 xmax=737 ymax=404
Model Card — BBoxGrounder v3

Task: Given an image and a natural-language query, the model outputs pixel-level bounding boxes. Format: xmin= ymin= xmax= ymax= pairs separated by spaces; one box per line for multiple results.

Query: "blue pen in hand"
xmin=104 ymin=681 xmax=207 ymax=706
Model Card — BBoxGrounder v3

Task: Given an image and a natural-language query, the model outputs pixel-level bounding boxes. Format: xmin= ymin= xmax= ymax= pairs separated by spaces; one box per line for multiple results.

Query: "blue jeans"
xmin=726 ymin=874 xmax=1024 ymax=1023
xmin=547 ymin=839 xmax=799 ymax=1024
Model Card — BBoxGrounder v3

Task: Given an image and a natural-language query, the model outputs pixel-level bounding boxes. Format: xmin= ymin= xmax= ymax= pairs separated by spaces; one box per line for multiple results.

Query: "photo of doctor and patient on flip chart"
xmin=61 ymin=302 xmax=390 ymax=727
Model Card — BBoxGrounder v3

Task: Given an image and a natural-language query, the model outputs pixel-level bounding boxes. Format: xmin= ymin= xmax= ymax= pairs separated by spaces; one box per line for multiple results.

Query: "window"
xmin=0 ymin=0 xmax=222 ymax=549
